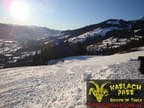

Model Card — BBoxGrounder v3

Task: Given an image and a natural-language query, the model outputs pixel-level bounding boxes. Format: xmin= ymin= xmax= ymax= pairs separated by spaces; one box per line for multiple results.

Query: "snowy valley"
xmin=1 ymin=17 xmax=144 ymax=68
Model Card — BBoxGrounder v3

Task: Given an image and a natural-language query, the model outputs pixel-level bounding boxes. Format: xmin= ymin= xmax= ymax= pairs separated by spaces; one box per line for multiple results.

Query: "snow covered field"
xmin=0 ymin=51 xmax=144 ymax=108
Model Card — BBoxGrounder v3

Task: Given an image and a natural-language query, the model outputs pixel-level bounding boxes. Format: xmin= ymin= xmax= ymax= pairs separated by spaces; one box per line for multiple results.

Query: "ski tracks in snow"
xmin=0 ymin=51 xmax=144 ymax=108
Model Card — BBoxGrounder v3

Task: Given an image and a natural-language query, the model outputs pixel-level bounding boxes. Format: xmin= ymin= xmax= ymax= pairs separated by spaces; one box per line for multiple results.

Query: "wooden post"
xmin=138 ymin=56 xmax=144 ymax=74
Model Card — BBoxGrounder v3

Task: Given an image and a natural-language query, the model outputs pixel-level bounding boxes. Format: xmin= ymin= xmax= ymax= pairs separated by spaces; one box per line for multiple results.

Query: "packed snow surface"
xmin=0 ymin=51 xmax=144 ymax=108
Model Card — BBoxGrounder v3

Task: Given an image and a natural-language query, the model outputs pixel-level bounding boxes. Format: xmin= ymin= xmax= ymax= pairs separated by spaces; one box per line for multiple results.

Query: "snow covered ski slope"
xmin=0 ymin=51 xmax=144 ymax=108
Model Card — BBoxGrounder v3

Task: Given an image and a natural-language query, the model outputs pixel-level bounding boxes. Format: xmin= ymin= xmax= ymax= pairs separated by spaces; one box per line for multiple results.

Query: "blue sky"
xmin=0 ymin=0 xmax=144 ymax=30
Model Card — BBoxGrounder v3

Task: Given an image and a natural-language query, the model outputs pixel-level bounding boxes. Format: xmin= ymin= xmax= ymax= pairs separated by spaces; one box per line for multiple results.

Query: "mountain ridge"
xmin=0 ymin=16 xmax=144 ymax=41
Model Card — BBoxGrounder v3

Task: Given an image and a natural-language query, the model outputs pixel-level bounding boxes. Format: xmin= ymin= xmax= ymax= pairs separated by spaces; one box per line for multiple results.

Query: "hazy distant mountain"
xmin=0 ymin=23 xmax=61 ymax=41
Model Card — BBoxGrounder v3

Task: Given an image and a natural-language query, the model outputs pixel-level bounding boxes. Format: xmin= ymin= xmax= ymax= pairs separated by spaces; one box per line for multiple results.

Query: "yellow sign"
xmin=88 ymin=81 xmax=110 ymax=102
xmin=87 ymin=80 xmax=144 ymax=108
